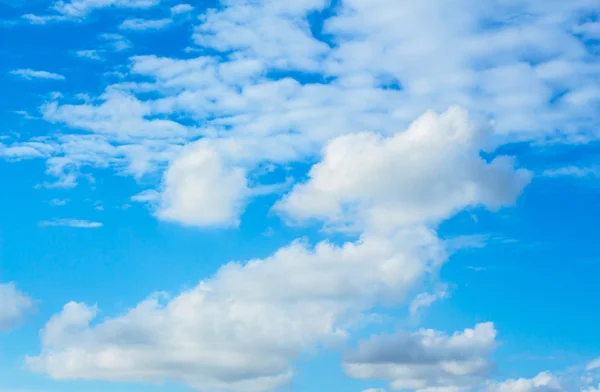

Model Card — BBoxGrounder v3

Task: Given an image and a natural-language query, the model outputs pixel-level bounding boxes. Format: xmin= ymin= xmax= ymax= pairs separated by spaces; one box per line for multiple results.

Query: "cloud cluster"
xmin=0 ymin=282 xmax=34 ymax=332
xmin=27 ymin=227 xmax=446 ymax=391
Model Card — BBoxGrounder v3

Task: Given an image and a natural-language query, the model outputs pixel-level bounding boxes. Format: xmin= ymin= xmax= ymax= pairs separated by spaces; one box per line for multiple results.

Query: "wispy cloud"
xmin=119 ymin=18 xmax=173 ymax=31
xmin=39 ymin=219 xmax=103 ymax=228
xmin=75 ymin=49 xmax=103 ymax=61
xmin=10 ymin=69 xmax=65 ymax=80
xmin=543 ymin=166 xmax=600 ymax=178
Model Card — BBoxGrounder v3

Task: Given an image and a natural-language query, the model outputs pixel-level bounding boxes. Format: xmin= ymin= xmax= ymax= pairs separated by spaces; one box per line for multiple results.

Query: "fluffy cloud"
xmin=277 ymin=107 xmax=532 ymax=233
xmin=486 ymin=372 xmax=563 ymax=392
xmin=157 ymin=140 xmax=249 ymax=227
xmin=343 ymin=323 xmax=497 ymax=392
xmin=10 ymin=69 xmax=65 ymax=80
xmin=0 ymin=282 xmax=34 ymax=332
xmin=27 ymin=227 xmax=445 ymax=391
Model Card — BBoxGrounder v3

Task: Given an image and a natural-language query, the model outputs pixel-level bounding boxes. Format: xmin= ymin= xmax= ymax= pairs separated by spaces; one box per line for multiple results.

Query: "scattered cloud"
xmin=49 ymin=198 xmax=69 ymax=207
xmin=0 ymin=282 xmax=34 ymax=332
xmin=119 ymin=18 xmax=173 ymax=31
xmin=343 ymin=323 xmax=497 ymax=392
xmin=10 ymin=69 xmax=65 ymax=80
xmin=171 ymin=4 xmax=192 ymax=15
xmin=543 ymin=166 xmax=600 ymax=178
xmin=39 ymin=219 xmax=103 ymax=228
xmin=75 ymin=49 xmax=103 ymax=61
xmin=587 ymin=358 xmax=600 ymax=371
xmin=486 ymin=372 xmax=563 ymax=392
xmin=409 ymin=284 xmax=449 ymax=316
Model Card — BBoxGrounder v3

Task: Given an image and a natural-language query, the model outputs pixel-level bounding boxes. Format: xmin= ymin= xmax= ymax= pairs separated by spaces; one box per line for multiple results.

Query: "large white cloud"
xmin=0 ymin=282 xmax=34 ymax=332
xmin=27 ymin=227 xmax=445 ymax=391
xmin=277 ymin=107 xmax=532 ymax=233
xmin=343 ymin=322 xmax=497 ymax=392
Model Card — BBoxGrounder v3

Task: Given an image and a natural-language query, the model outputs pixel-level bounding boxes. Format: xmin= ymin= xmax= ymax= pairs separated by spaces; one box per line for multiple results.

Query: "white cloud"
xmin=409 ymin=285 xmax=449 ymax=317
xmin=49 ymin=198 xmax=69 ymax=206
xmin=276 ymin=107 xmax=532 ymax=234
xmin=543 ymin=166 xmax=600 ymax=178
xmin=171 ymin=4 xmax=192 ymax=15
xmin=27 ymin=227 xmax=445 ymax=391
xmin=587 ymin=358 xmax=600 ymax=371
xmin=583 ymin=385 xmax=600 ymax=392
xmin=343 ymin=322 xmax=497 ymax=392
xmin=486 ymin=372 xmax=563 ymax=392
xmin=49 ymin=0 xmax=159 ymax=18
xmin=10 ymin=69 xmax=65 ymax=80
xmin=39 ymin=219 xmax=103 ymax=228
xmin=157 ymin=140 xmax=249 ymax=228
xmin=131 ymin=189 xmax=159 ymax=203
xmin=99 ymin=33 xmax=132 ymax=51
xmin=75 ymin=49 xmax=103 ymax=61
xmin=119 ymin=18 xmax=173 ymax=31
xmin=0 ymin=283 xmax=34 ymax=332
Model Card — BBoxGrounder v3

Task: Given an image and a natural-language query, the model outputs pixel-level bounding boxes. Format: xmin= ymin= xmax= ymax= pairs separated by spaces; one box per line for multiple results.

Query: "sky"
xmin=0 ymin=0 xmax=599 ymax=392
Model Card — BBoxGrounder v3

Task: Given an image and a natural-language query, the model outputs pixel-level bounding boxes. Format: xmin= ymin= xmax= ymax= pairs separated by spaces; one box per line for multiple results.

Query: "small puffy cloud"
xmin=157 ymin=141 xmax=249 ymax=228
xmin=10 ymin=69 xmax=65 ymax=80
xmin=27 ymin=227 xmax=445 ymax=391
xmin=171 ymin=4 xmax=193 ymax=15
xmin=39 ymin=219 xmax=103 ymax=228
xmin=343 ymin=323 xmax=497 ymax=392
xmin=119 ymin=18 xmax=173 ymax=31
xmin=0 ymin=282 xmax=34 ymax=332
xmin=99 ymin=33 xmax=131 ymax=51
xmin=75 ymin=49 xmax=103 ymax=61
xmin=276 ymin=107 xmax=532 ymax=233
xmin=486 ymin=372 xmax=563 ymax=392
xmin=583 ymin=385 xmax=600 ymax=392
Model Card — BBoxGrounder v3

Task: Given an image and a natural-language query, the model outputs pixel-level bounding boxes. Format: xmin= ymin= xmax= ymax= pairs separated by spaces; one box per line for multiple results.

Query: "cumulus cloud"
xmin=27 ymin=227 xmax=445 ymax=391
xmin=486 ymin=372 xmax=563 ymax=392
xmin=343 ymin=322 xmax=497 ymax=392
xmin=0 ymin=282 xmax=34 ymax=332
xmin=277 ymin=107 xmax=532 ymax=233
xmin=157 ymin=140 xmax=249 ymax=228
xmin=10 ymin=69 xmax=65 ymax=80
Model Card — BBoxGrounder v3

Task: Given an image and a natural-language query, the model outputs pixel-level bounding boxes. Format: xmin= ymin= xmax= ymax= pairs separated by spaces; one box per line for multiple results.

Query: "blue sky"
xmin=1 ymin=1 xmax=600 ymax=392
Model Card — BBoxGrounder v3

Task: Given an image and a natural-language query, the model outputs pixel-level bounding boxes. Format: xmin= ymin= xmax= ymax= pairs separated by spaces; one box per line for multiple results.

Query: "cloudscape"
xmin=1 ymin=1 xmax=599 ymax=392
